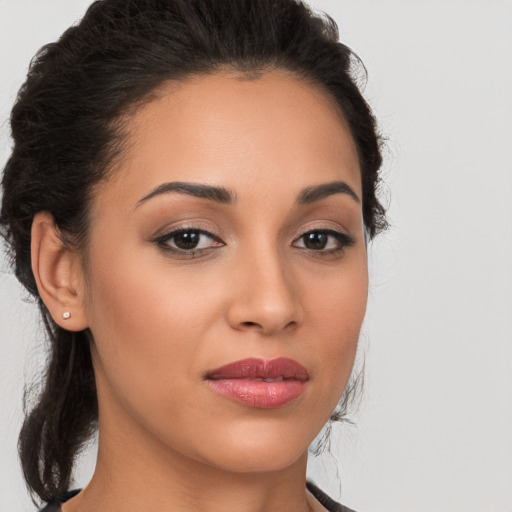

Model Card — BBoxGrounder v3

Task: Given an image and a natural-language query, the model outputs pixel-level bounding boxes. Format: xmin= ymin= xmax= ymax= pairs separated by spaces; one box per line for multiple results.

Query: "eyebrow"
xmin=136 ymin=179 xmax=360 ymax=207
xmin=297 ymin=181 xmax=360 ymax=204
xmin=137 ymin=181 xmax=235 ymax=206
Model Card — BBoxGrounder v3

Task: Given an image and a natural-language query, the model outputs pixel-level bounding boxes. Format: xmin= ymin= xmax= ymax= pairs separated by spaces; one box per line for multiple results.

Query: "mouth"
xmin=206 ymin=357 xmax=309 ymax=409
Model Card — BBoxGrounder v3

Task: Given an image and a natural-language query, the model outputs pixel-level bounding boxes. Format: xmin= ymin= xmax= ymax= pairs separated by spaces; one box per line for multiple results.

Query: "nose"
xmin=226 ymin=245 xmax=303 ymax=335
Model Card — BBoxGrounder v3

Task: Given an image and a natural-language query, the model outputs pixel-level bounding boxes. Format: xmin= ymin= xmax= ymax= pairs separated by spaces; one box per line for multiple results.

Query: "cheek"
xmin=83 ymin=244 xmax=209 ymax=410
xmin=304 ymin=255 xmax=368 ymax=400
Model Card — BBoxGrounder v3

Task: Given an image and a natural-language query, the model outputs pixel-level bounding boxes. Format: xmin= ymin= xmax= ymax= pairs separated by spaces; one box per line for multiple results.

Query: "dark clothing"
xmin=38 ymin=483 xmax=356 ymax=512
xmin=306 ymin=482 xmax=357 ymax=512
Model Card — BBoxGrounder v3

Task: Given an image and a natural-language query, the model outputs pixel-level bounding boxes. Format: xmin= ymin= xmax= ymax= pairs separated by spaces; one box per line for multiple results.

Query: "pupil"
xmin=304 ymin=232 xmax=327 ymax=249
xmin=174 ymin=231 xmax=200 ymax=249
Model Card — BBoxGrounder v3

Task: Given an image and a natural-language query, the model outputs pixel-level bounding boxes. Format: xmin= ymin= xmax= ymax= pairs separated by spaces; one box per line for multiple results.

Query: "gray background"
xmin=1 ymin=1 xmax=511 ymax=511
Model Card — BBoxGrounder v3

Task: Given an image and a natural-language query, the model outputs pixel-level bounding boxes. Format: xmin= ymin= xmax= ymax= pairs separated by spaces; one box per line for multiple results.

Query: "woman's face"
xmin=81 ymin=71 xmax=368 ymax=473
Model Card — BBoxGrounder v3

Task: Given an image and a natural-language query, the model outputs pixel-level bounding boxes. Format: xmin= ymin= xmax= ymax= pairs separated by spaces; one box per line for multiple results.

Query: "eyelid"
xmin=291 ymin=226 xmax=355 ymax=252
xmin=151 ymin=220 xmax=222 ymax=241
xmin=291 ymin=221 xmax=351 ymax=241
xmin=153 ymin=224 xmax=225 ymax=252
xmin=150 ymin=220 xmax=354 ymax=259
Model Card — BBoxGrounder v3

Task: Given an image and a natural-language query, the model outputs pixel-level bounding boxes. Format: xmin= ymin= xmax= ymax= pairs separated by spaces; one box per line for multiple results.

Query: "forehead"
xmin=96 ymin=71 xmax=362 ymax=210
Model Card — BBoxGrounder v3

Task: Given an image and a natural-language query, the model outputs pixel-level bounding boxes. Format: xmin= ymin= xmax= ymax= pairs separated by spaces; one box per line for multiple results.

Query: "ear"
xmin=31 ymin=212 xmax=89 ymax=331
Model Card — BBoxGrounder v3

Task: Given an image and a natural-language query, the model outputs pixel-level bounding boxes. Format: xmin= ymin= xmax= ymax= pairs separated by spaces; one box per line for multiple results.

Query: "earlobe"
xmin=31 ymin=212 xmax=89 ymax=331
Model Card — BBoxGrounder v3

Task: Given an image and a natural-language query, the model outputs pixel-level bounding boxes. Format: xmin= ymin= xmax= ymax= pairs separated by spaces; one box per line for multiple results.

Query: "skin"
xmin=32 ymin=71 xmax=368 ymax=512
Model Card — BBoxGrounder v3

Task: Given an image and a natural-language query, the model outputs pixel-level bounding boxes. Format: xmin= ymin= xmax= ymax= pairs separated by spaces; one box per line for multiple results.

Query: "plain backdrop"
xmin=1 ymin=1 xmax=511 ymax=511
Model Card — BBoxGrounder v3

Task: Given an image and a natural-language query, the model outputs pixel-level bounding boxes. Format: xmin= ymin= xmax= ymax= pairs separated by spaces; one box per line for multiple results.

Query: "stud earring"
xmin=62 ymin=311 xmax=71 ymax=320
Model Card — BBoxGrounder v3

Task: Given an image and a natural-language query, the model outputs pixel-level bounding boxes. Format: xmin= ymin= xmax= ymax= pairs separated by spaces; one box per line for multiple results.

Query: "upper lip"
xmin=206 ymin=357 xmax=309 ymax=381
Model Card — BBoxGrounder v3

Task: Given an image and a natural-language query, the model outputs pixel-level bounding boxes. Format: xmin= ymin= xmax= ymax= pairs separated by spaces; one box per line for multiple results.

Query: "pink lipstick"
xmin=206 ymin=358 xmax=309 ymax=409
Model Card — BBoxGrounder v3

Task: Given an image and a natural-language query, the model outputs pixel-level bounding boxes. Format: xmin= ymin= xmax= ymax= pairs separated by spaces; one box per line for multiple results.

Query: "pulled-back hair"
xmin=0 ymin=0 xmax=386 ymax=504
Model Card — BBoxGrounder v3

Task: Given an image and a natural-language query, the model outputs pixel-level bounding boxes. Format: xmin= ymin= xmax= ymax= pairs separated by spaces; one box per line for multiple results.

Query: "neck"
xmin=63 ymin=411 xmax=317 ymax=512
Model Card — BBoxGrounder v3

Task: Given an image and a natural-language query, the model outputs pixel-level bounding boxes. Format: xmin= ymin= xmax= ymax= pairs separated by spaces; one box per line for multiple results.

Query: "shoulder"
xmin=306 ymin=481 xmax=358 ymax=512
xmin=37 ymin=490 xmax=81 ymax=512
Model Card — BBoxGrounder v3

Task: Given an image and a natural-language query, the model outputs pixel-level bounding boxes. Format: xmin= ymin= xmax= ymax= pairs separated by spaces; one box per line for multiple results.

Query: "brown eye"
xmin=293 ymin=229 xmax=354 ymax=252
xmin=155 ymin=228 xmax=224 ymax=252
xmin=173 ymin=231 xmax=202 ymax=250
xmin=302 ymin=232 xmax=329 ymax=250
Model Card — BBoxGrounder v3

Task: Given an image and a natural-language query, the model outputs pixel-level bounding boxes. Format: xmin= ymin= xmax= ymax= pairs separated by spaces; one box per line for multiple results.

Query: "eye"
xmin=292 ymin=229 xmax=354 ymax=252
xmin=155 ymin=228 xmax=224 ymax=253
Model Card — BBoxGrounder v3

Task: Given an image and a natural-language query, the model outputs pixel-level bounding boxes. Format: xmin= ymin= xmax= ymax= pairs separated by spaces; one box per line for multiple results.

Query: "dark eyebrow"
xmin=137 ymin=181 xmax=235 ymax=206
xmin=297 ymin=181 xmax=360 ymax=205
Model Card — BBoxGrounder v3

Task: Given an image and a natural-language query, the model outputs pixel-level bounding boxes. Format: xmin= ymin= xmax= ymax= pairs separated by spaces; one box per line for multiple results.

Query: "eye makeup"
xmin=292 ymin=228 xmax=354 ymax=256
xmin=152 ymin=223 xmax=355 ymax=262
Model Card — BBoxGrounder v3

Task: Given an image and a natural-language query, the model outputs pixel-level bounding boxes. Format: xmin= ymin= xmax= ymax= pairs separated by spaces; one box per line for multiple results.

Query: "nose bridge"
xmin=227 ymin=236 xmax=301 ymax=334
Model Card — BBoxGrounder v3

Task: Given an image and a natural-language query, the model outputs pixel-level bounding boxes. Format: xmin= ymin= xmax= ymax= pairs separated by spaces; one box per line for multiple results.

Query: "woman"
xmin=0 ymin=0 xmax=386 ymax=511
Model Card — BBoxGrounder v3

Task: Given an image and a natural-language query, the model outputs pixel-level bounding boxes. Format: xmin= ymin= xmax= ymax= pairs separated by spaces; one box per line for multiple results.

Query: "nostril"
xmin=239 ymin=320 xmax=298 ymax=333
xmin=242 ymin=321 xmax=259 ymax=328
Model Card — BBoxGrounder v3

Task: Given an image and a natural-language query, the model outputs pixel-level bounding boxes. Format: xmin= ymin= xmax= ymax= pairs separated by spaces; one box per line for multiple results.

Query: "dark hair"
xmin=1 ymin=0 xmax=386 ymax=504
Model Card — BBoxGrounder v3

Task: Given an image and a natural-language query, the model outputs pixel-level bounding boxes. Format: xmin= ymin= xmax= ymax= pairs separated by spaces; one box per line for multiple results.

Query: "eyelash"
xmin=292 ymin=229 xmax=354 ymax=256
xmin=154 ymin=227 xmax=224 ymax=258
xmin=153 ymin=226 xmax=354 ymax=258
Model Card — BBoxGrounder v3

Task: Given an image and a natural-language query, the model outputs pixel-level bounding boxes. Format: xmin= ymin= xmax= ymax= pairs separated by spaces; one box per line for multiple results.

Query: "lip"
xmin=206 ymin=358 xmax=309 ymax=409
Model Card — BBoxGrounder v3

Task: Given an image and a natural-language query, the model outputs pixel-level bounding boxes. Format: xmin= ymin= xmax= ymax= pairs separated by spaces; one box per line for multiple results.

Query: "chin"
xmin=209 ymin=447 xmax=307 ymax=475
xmin=192 ymin=420 xmax=315 ymax=474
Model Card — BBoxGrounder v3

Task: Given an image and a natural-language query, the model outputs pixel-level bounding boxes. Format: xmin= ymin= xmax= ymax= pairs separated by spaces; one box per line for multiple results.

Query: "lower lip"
xmin=207 ymin=379 xmax=306 ymax=409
